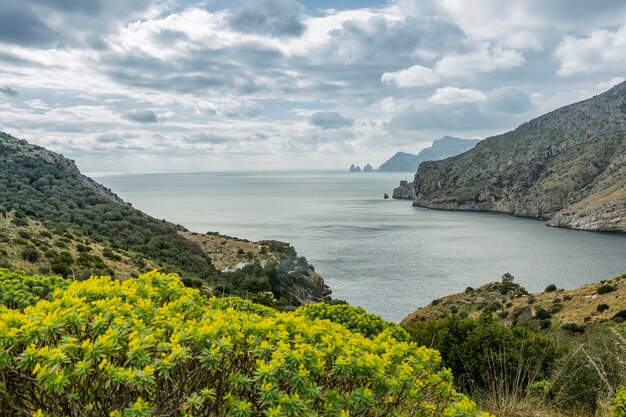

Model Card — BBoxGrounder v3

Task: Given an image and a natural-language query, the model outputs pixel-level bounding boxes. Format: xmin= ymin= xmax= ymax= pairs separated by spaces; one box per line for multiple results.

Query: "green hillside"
xmin=0 ymin=132 xmax=216 ymax=279
xmin=412 ymin=81 xmax=626 ymax=232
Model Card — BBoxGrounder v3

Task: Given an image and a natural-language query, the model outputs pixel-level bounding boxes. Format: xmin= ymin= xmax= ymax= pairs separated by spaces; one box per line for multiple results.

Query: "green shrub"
xmin=0 ymin=268 xmax=69 ymax=309
xmin=597 ymin=284 xmax=617 ymax=295
xmin=535 ymin=308 xmax=552 ymax=320
xmin=20 ymin=247 xmax=40 ymax=263
xmin=613 ymin=386 xmax=626 ymax=416
xmin=597 ymin=304 xmax=610 ymax=313
xmin=404 ymin=315 xmax=556 ymax=392
xmin=295 ymin=302 xmax=409 ymax=341
xmin=550 ymin=303 xmax=564 ymax=314
xmin=561 ymin=323 xmax=585 ymax=334
xmin=545 ymin=284 xmax=557 ymax=293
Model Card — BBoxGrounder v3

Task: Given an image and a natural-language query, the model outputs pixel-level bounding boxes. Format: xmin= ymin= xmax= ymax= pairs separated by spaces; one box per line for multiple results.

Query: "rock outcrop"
xmin=378 ymin=137 xmax=480 ymax=172
xmin=363 ymin=163 xmax=373 ymax=172
xmin=392 ymin=180 xmax=415 ymax=199
xmin=412 ymin=81 xmax=626 ymax=233
xmin=349 ymin=164 xmax=361 ymax=172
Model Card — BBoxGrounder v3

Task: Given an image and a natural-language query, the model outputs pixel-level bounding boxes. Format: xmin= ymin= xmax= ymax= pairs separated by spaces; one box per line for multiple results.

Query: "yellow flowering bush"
xmin=614 ymin=386 xmax=626 ymax=417
xmin=0 ymin=270 xmax=488 ymax=416
xmin=295 ymin=302 xmax=410 ymax=341
xmin=0 ymin=268 xmax=69 ymax=309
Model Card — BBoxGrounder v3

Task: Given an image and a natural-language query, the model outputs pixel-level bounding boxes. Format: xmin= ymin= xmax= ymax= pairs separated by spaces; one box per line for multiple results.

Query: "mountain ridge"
xmin=378 ymin=136 xmax=480 ymax=172
xmin=411 ymin=81 xmax=626 ymax=232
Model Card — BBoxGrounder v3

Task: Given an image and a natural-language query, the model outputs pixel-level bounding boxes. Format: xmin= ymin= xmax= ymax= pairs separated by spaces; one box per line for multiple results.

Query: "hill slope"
xmin=378 ymin=136 xmax=479 ymax=172
xmin=412 ymin=82 xmax=626 ymax=232
xmin=0 ymin=132 xmax=216 ymax=279
xmin=0 ymin=132 xmax=330 ymax=305
xmin=401 ymin=273 xmax=626 ymax=329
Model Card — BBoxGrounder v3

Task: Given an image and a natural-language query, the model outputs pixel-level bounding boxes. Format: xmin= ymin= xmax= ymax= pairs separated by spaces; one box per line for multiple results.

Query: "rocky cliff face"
xmin=378 ymin=137 xmax=479 ymax=172
xmin=413 ymin=81 xmax=626 ymax=232
xmin=392 ymin=180 xmax=415 ymax=199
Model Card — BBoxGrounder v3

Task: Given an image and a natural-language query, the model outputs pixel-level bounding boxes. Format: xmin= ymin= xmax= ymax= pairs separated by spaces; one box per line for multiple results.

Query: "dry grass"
xmin=402 ymin=274 xmax=626 ymax=328
xmin=180 ymin=231 xmax=289 ymax=271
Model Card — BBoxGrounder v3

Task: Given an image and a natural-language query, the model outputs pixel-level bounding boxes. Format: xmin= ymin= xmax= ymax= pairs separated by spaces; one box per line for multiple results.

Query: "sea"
xmin=93 ymin=170 xmax=626 ymax=323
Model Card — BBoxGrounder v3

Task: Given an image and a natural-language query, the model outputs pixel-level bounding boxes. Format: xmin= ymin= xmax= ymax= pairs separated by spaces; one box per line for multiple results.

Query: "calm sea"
xmin=94 ymin=170 xmax=626 ymax=322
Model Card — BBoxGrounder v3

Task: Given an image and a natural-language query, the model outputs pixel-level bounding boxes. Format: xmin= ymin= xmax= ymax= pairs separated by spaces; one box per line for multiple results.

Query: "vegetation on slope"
xmin=0 ymin=211 xmax=157 ymax=279
xmin=402 ymin=273 xmax=626 ymax=416
xmin=412 ymin=81 xmax=626 ymax=232
xmin=0 ymin=132 xmax=331 ymax=306
xmin=402 ymin=273 xmax=626 ymax=329
xmin=0 ymin=269 xmax=488 ymax=417
xmin=0 ymin=132 xmax=215 ymax=279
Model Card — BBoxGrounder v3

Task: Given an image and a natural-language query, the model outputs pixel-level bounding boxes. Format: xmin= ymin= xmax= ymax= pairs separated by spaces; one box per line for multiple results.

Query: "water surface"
xmin=95 ymin=170 xmax=626 ymax=322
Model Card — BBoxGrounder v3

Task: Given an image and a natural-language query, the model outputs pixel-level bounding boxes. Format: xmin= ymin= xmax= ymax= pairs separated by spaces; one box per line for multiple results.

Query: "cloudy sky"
xmin=0 ymin=0 xmax=624 ymax=172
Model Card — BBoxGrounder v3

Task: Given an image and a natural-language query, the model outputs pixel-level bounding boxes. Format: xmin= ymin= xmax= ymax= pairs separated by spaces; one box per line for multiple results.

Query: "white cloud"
xmin=503 ymin=31 xmax=542 ymax=50
xmin=381 ymin=64 xmax=439 ymax=87
xmin=435 ymin=44 xmax=525 ymax=77
xmin=555 ymin=26 xmax=626 ymax=76
xmin=428 ymin=87 xmax=486 ymax=104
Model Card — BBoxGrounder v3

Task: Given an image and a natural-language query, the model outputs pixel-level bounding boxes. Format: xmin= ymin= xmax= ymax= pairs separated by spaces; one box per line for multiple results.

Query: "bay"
xmin=94 ymin=170 xmax=626 ymax=322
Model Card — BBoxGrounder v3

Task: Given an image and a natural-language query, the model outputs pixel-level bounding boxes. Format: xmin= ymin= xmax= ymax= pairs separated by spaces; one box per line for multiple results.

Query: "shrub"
xmin=613 ymin=386 xmax=626 ymax=417
xmin=0 ymin=268 xmax=69 ymax=309
xmin=545 ymin=284 xmax=557 ymax=293
xmin=295 ymin=302 xmax=409 ymax=341
xmin=0 ymin=271 xmax=487 ymax=417
xmin=561 ymin=323 xmax=585 ymax=334
xmin=20 ymin=247 xmax=40 ymax=263
xmin=550 ymin=303 xmax=564 ymax=314
xmin=597 ymin=304 xmax=610 ymax=313
xmin=405 ymin=315 xmax=556 ymax=392
xmin=534 ymin=308 xmax=552 ymax=320
xmin=597 ymin=284 xmax=617 ymax=295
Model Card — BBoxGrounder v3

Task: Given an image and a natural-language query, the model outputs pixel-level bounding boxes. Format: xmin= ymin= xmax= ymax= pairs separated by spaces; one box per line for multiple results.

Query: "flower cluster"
xmin=0 ymin=268 xmax=69 ymax=309
xmin=0 ymin=270 xmax=489 ymax=417
xmin=614 ymin=387 xmax=626 ymax=417
xmin=295 ymin=302 xmax=410 ymax=341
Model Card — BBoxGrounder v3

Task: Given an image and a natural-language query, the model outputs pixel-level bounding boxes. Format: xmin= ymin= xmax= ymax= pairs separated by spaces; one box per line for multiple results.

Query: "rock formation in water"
xmin=349 ymin=164 xmax=362 ymax=172
xmin=363 ymin=163 xmax=373 ymax=172
xmin=378 ymin=137 xmax=480 ymax=172
xmin=392 ymin=180 xmax=415 ymax=199
xmin=412 ymin=81 xmax=626 ymax=233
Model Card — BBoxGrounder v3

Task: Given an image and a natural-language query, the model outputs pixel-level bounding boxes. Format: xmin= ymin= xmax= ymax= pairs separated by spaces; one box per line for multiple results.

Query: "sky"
xmin=0 ymin=0 xmax=624 ymax=173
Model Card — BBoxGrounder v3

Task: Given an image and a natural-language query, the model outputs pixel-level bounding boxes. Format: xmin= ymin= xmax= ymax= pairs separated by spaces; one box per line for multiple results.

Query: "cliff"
xmin=378 ymin=136 xmax=479 ymax=172
xmin=392 ymin=180 xmax=415 ymax=199
xmin=412 ymin=81 xmax=626 ymax=232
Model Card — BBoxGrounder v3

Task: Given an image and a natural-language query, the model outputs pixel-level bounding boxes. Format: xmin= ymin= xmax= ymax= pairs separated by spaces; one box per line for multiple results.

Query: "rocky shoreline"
xmin=390 ymin=81 xmax=626 ymax=233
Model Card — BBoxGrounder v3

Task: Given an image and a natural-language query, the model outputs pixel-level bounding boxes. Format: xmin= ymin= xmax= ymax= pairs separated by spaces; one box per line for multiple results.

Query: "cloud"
xmin=0 ymin=86 xmax=18 ymax=97
xmin=329 ymin=15 xmax=464 ymax=64
xmin=309 ymin=111 xmax=354 ymax=129
xmin=555 ymin=26 xmax=626 ymax=76
xmin=503 ymin=31 xmax=542 ymax=50
xmin=124 ymin=109 xmax=158 ymax=124
xmin=229 ymin=0 xmax=305 ymax=37
xmin=184 ymin=133 xmax=231 ymax=144
xmin=428 ymin=87 xmax=485 ymax=104
xmin=386 ymin=102 xmax=517 ymax=132
xmin=434 ymin=44 xmax=525 ymax=77
xmin=0 ymin=3 xmax=57 ymax=47
xmin=381 ymin=65 xmax=439 ymax=88
xmin=483 ymin=87 xmax=534 ymax=114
